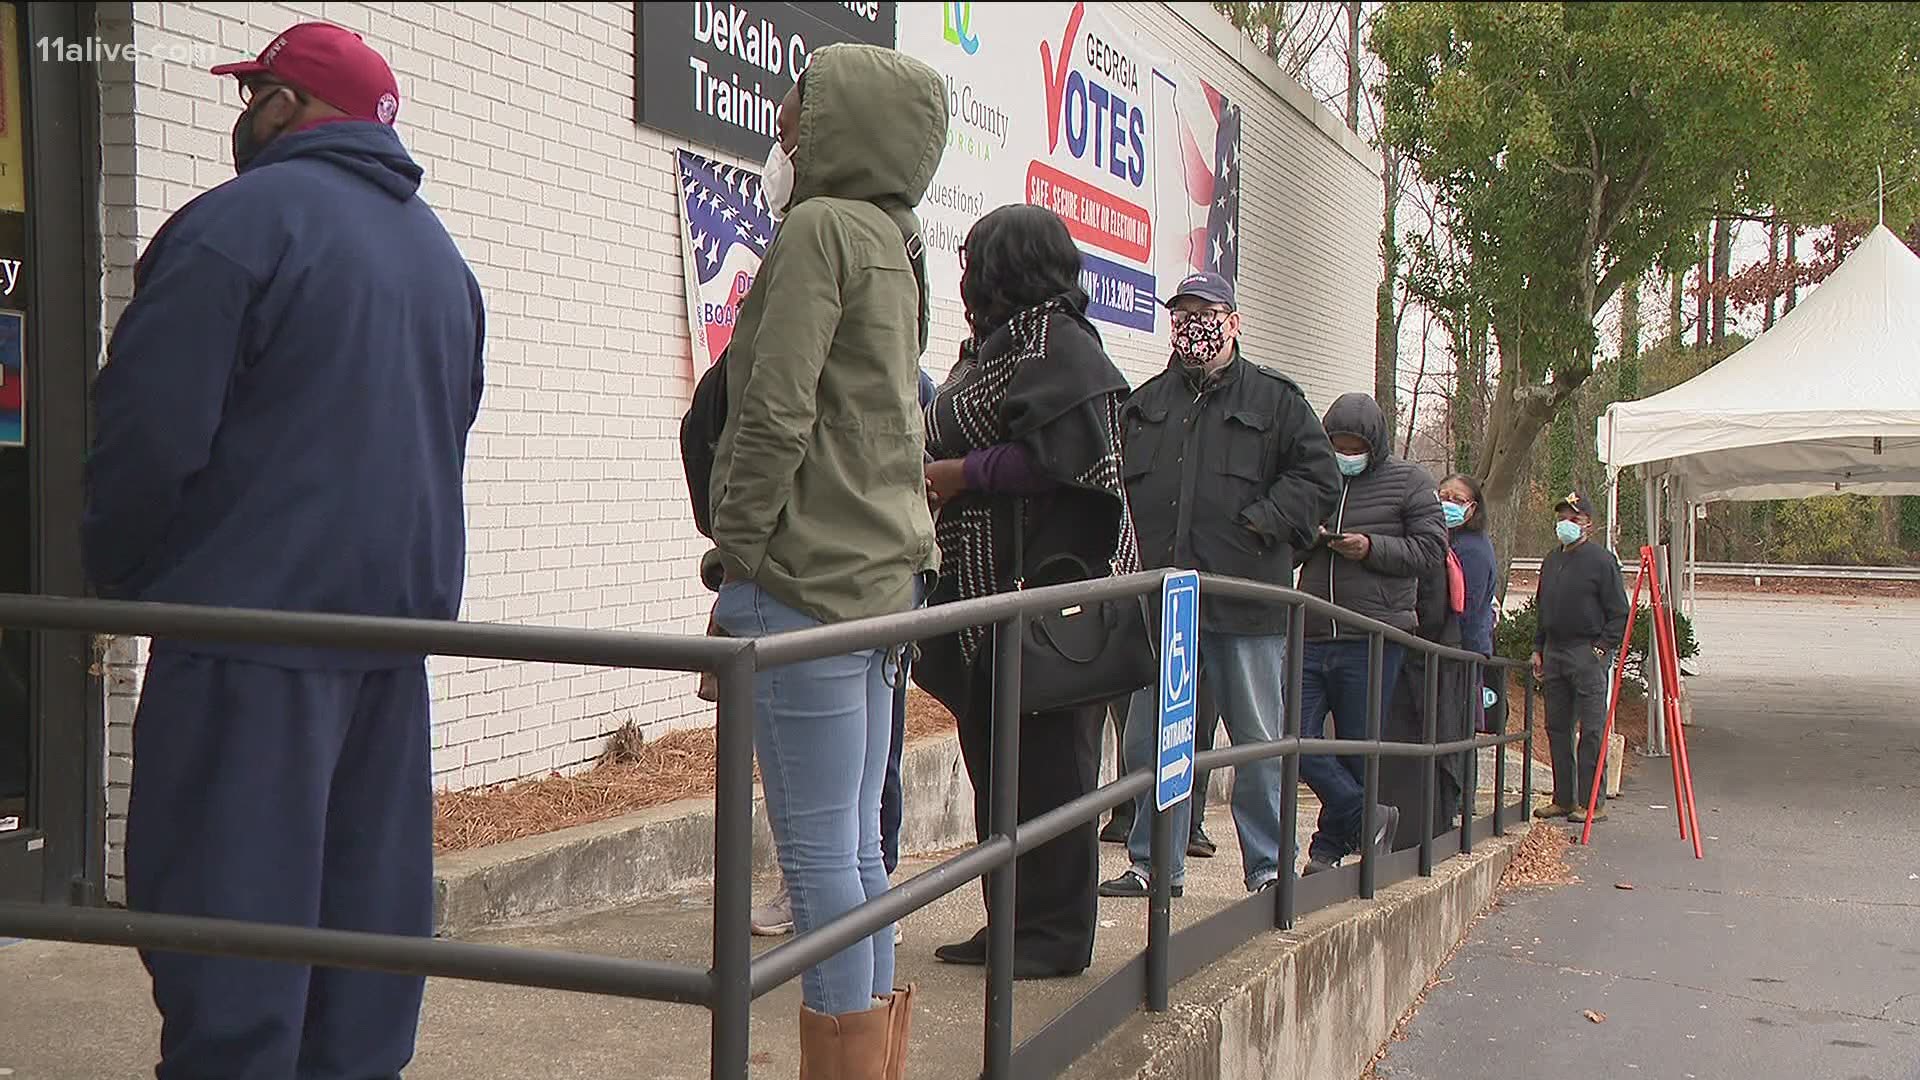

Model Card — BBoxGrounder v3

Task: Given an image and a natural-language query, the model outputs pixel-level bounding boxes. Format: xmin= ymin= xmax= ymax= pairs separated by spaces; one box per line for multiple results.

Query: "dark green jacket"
xmin=706 ymin=44 xmax=948 ymax=624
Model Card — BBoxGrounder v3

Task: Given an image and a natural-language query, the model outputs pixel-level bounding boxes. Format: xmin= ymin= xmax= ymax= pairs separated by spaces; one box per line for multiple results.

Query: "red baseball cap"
xmin=211 ymin=22 xmax=400 ymax=126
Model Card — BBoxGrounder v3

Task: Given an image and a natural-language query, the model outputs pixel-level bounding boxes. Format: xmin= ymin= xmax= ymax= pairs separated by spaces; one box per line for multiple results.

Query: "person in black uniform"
xmin=1531 ymin=491 xmax=1630 ymax=823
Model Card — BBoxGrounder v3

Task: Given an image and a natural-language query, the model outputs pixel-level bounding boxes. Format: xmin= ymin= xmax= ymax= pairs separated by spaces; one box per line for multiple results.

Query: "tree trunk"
xmin=1478 ymin=343 xmax=1565 ymax=601
xmin=1710 ymin=218 xmax=1733 ymax=345
xmin=1882 ymin=497 xmax=1900 ymax=554
xmin=1452 ymin=306 xmax=1488 ymax=474
xmin=1375 ymin=150 xmax=1400 ymax=452
xmin=1784 ymin=225 xmax=1800 ymax=314
xmin=1667 ymin=265 xmax=1684 ymax=347
xmin=1345 ymin=1 xmax=1361 ymax=134
xmin=1620 ymin=272 xmax=1641 ymax=368
xmin=1404 ymin=311 xmax=1430 ymax=460
xmin=1694 ymin=256 xmax=1709 ymax=349
xmin=1764 ymin=221 xmax=1781 ymax=330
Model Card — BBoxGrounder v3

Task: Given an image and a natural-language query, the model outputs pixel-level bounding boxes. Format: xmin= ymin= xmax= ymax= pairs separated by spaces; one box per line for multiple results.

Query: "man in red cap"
xmin=83 ymin=22 xmax=484 ymax=1079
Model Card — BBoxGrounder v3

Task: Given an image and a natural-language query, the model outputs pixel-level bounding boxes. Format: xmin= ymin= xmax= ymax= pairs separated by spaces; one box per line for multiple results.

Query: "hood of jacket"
xmin=789 ymin=43 xmax=947 ymax=210
xmin=1322 ymin=392 xmax=1391 ymax=468
xmin=243 ymin=119 xmax=424 ymax=201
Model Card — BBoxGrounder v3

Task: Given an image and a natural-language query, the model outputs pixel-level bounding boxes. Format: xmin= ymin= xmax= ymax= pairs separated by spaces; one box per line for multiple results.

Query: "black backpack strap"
xmin=877 ymin=202 xmax=930 ymax=357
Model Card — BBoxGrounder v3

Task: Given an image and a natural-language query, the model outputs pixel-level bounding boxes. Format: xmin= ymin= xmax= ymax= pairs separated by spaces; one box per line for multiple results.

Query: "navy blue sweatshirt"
xmin=1450 ymin=528 xmax=1499 ymax=656
xmin=83 ymin=121 xmax=485 ymax=668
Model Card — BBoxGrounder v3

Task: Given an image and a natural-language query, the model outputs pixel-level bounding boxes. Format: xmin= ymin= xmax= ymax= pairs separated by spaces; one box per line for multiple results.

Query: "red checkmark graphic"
xmin=1040 ymin=1 xmax=1085 ymax=153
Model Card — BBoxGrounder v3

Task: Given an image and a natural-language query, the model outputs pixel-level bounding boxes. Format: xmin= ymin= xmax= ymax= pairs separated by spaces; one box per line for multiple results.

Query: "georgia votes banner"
xmin=666 ymin=2 xmax=1242 ymax=371
xmin=900 ymin=1 xmax=1242 ymax=343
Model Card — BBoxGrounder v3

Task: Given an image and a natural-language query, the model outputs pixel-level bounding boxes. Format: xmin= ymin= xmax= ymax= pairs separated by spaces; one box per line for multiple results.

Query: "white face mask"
xmin=761 ymin=140 xmax=796 ymax=219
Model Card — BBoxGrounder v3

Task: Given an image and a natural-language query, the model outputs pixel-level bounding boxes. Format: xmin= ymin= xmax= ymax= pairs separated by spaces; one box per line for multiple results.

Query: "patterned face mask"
xmin=1172 ymin=312 xmax=1230 ymax=368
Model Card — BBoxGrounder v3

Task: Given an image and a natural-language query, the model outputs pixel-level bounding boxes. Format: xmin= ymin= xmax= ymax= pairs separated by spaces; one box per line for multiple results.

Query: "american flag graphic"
xmin=674 ymin=149 xmax=777 ymax=369
xmin=1154 ymin=74 xmax=1244 ymax=297
xmin=1202 ymin=102 xmax=1241 ymax=282
xmin=677 ymin=153 xmax=775 ymax=285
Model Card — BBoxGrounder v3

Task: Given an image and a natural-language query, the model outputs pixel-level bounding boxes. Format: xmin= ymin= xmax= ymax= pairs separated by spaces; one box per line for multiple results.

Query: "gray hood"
xmin=1322 ymin=392 xmax=1391 ymax=468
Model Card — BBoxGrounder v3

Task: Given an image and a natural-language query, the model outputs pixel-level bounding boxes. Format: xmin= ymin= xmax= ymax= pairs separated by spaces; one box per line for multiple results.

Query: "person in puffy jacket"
xmin=1294 ymin=393 xmax=1447 ymax=873
xmin=704 ymin=43 xmax=946 ymax=1076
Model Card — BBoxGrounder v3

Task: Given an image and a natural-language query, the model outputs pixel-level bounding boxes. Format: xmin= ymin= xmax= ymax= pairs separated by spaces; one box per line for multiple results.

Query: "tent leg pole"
xmin=1644 ymin=475 xmax=1668 ymax=758
xmin=1606 ymin=467 xmax=1621 ymax=555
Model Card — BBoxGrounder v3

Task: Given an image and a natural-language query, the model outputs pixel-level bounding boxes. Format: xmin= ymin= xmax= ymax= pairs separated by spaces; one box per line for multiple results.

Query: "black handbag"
xmin=1010 ymin=506 xmax=1158 ymax=715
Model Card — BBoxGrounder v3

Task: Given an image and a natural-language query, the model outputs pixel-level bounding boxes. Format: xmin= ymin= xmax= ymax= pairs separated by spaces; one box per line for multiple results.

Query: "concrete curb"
xmin=1065 ymin=831 xmax=1518 ymax=1080
xmin=432 ymin=731 xmax=977 ymax=936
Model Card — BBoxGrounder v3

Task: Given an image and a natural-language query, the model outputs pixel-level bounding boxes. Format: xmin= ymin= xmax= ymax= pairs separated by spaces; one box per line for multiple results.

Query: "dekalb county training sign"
xmin=635 ymin=2 xmax=898 ymax=161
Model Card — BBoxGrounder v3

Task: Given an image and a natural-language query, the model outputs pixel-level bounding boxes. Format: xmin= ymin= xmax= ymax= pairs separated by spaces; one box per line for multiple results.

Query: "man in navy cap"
xmin=84 ymin=21 xmax=484 ymax=1078
xmin=1100 ymin=272 xmax=1342 ymax=899
xmin=1532 ymin=490 xmax=1630 ymax=823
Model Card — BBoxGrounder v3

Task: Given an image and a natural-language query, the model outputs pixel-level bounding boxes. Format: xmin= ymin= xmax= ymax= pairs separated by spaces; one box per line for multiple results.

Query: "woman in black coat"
xmin=911 ymin=205 xmax=1137 ymax=980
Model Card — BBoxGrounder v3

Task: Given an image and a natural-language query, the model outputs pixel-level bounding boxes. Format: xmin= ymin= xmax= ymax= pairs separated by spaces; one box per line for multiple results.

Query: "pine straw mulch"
xmin=432 ymin=689 xmax=959 ymax=855
xmin=1360 ymin=821 xmax=1578 ymax=1078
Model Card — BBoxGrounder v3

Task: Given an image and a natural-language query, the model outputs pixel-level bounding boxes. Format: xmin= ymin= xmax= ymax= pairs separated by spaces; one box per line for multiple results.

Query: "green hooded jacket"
xmin=706 ymin=43 xmax=948 ymax=625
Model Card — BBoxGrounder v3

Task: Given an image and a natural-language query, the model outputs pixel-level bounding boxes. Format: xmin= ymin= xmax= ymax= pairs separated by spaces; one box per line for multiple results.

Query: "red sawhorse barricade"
xmin=1580 ymin=544 xmax=1703 ymax=858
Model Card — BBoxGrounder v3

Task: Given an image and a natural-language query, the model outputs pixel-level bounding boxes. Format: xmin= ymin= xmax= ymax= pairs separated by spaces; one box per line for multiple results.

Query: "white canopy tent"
xmin=1598 ymin=224 xmax=1920 ymax=501
xmin=1593 ymin=223 xmax=1920 ymax=751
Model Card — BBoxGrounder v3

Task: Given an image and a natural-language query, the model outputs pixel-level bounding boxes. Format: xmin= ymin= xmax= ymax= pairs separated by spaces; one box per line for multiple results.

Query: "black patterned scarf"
xmin=925 ymin=295 xmax=1140 ymax=665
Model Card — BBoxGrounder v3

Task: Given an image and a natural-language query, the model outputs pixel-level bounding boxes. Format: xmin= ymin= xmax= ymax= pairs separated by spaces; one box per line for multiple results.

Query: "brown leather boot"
xmin=881 ymin=984 xmax=916 ymax=1080
xmin=798 ymin=998 xmax=892 ymax=1080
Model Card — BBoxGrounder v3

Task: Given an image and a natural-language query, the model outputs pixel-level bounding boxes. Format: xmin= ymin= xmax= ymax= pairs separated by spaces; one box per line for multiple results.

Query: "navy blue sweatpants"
xmin=125 ymin=649 xmax=433 ymax=1080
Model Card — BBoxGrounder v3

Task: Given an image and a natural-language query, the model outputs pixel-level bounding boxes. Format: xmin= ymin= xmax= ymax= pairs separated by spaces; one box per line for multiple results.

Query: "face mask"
xmin=761 ymin=140 xmax=796 ymax=219
xmin=1555 ymin=520 xmax=1585 ymax=546
xmin=1172 ymin=313 xmax=1230 ymax=369
xmin=1442 ymin=501 xmax=1470 ymax=529
xmin=230 ymin=92 xmax=283 ymax=173
xmin=1336 ymin=452 xmax=1370 ymax=478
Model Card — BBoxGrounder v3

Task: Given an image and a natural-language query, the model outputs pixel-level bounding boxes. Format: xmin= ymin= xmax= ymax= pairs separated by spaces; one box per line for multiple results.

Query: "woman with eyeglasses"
xmin=1379 ymin=472 xmax=1502 ymax=847
xmin=912 ymin=204 xmax=1137 ymax=981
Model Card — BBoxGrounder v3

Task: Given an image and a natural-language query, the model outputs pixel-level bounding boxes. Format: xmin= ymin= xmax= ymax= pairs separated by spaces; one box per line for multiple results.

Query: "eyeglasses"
xmin=235 ymin=79 xmax=304 ymax=108
xmin=1169 ymin=307 xmax=1231 ymax=326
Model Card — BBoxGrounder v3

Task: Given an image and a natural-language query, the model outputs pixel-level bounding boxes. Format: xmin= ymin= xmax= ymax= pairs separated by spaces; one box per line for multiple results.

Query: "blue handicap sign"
xmin=1156 ymin=570 xmax=1200 ymax=812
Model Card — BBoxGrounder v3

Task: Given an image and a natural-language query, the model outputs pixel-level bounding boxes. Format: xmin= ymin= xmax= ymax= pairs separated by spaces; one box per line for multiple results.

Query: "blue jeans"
xmin=1123 ymin=632 xmax=1290 ymax=890
xmin=1299 ymin=639 xmax=1405 ymax=864
xmin=714 ymin=582 xmax=894 ymax=1015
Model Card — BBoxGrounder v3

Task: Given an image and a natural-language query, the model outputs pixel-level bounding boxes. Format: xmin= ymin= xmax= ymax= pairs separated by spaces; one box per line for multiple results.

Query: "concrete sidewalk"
xmin=1 ymin=787 xmax=1525 ymax=1079
xmin=1376 ymin=594 xmax=1920 ymax=1080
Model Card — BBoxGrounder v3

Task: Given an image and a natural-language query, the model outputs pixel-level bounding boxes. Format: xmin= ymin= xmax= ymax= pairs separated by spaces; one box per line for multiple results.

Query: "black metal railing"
xmin=0 ymin=572 xmax=1533 ymax=1080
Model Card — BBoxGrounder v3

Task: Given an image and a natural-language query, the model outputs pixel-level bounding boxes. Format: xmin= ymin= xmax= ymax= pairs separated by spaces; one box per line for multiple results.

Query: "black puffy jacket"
xmin=1297 ymin=393 xmax=1448 ymax=640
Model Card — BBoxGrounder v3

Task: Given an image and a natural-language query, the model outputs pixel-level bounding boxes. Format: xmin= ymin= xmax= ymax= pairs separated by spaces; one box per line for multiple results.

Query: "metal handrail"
xmin=0 ymin=572 xmax=1535 ymax=1080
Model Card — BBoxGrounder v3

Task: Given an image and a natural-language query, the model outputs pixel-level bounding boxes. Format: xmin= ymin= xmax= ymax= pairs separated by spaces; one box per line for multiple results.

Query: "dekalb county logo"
xmin=943 ymin=3 xmax=980 ymax=54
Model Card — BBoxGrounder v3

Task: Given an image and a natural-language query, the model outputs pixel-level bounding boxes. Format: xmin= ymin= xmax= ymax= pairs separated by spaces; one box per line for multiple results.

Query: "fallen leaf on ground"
xmin=1585 ymin=1010 xmax=1607 ymax=1023
xmin=1615 ymin=881 xmax=1635 ymax=890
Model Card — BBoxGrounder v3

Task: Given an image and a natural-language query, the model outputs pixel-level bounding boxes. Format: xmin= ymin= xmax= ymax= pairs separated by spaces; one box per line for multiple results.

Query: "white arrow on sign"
xmin=1159 ymin=754 xmax=1191 ymax=786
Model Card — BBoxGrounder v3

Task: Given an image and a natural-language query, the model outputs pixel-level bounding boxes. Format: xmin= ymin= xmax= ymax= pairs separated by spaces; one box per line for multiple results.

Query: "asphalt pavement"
xmin=1375 ymin=593 xmax=1920 ymax=1080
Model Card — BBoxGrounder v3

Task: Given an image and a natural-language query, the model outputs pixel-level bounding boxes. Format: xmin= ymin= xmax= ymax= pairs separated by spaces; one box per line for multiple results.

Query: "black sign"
xmin=634 ymin=2 xmax=898 ymax=161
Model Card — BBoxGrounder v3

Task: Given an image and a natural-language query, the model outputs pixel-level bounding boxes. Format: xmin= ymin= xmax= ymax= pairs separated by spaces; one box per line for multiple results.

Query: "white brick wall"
xmin=92 ymin=2 xmax=1378 ymax=900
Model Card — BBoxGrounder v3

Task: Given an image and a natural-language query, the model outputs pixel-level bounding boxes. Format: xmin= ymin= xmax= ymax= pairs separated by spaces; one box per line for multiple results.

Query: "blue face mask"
xmin=1442 ymin=501 xmax=1470 ymax=529
xmin=1555 ymin=520 xmax=1585 ymax=546
xmin=1335 ymin=452 xmax=1369 ymax=478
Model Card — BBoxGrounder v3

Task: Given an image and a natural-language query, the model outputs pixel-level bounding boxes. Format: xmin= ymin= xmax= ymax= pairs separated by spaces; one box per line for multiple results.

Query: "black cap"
xmin=1163 ymin=271 xmax=1235 ymax=310
xmin=1555 ymin=490 xmax=1596 ymax=517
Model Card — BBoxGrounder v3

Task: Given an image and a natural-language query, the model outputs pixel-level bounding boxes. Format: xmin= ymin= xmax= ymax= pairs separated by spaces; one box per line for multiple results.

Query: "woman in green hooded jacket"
xmin=706 ymin=42 xmax=947 ymax=1078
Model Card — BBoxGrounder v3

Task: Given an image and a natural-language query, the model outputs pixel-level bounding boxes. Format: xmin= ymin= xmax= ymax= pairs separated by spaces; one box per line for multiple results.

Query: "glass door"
xmin=0 ymin=0 xmax=100 ymax=905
